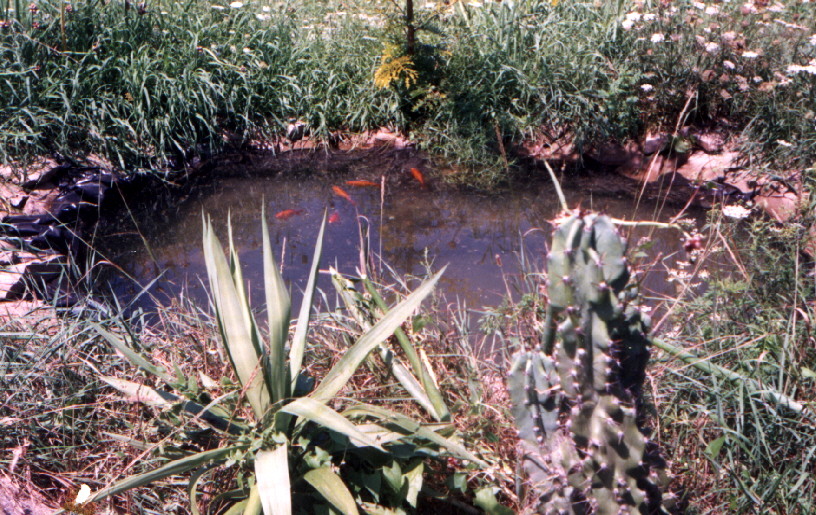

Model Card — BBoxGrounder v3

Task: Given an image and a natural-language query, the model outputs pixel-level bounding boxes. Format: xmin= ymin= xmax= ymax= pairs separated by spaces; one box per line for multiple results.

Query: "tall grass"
xmin=651 ymin=202 xmax=816 ymax=512
xmin=2 ymin=0 xmax=814 ymax=187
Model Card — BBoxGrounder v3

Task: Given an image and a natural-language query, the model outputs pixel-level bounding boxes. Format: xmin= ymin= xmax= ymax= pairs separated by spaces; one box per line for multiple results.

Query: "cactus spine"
xmin=510 ymin=210 xmax=671 ymax=514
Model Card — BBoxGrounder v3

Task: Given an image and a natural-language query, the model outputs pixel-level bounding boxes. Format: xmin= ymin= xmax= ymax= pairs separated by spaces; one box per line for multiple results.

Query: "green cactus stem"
xmin=510 ymin=210 xmax=672 ymax=514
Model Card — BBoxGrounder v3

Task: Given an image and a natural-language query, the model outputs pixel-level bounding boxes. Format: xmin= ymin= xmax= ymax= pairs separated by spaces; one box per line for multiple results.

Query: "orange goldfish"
xmin=332 ymin=185 xmax=355 ymax=205
xmin=328 ymin=211 xmax=341 ymax=224
xmin=410 ymin=167 xmax=426 ymax=187
xmin=345 ymin=180 xmax=380 ymax=188
xmin=275 ymin=209 xmax=304 ymax=220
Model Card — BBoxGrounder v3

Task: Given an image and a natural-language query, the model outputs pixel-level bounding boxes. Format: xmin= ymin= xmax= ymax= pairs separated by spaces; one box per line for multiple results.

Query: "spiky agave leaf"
xmin=203 ymin=218 xmax=271 ymax=420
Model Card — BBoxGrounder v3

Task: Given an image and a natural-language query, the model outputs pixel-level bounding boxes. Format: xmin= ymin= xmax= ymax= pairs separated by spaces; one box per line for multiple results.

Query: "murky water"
xmin=103 ymin=166 xmax=699 ymax=320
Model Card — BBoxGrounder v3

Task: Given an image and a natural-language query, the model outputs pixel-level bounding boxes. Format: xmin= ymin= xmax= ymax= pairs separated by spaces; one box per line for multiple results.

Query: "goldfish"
xmin=328 ymin=211 xmax=340 ymax=224
xmin=345 ymin=180 xmax=380 ymax=188
xmin=410 ymin=167 xmax=426 ymax=187
xmin=332 ymin=185 xmax=355 ymax=205
xmin=274 ymin=209 xmax=304 ymax=220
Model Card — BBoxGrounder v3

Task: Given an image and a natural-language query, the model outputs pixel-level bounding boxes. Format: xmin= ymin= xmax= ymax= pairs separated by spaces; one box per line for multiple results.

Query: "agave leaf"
xmin=88 ymin=445 xmax=243 ymax=503
xmin=188 ymin=464 xmax=219 ymax=515
xmin=361 ymin=277 xmax=450 ymax=422
xmin=281 ymin=397 xmax=385 ymax=450
xmin=262 ymin=210 xmax=291 ymax=402
xmin=389 ymin=359 xmax=439 ymax=420
xmin=242 ymin=484 xmax=263 ymax=515
xmin=93 ymin=323 xmax=175 ymax=385
xmin=331 ymin=271 xmax=442 ymax=421
xmin=404 ymin=462 xmax=424 ymax=508
xmin=354 ymin=423 xmax=408 ymax=445
xmin=203 ymin=219 xmax=270 ymax=420
xmin=474 ymin=487 xmax=514 ymax=515
xmin=290 ymin=213 xmax=327 ymax=386
xmin=310 ymin=267 xmax=445 ymax=404
xmin=221 ymin=499 xmax=249 ymax=515
xmin=303 ymin=467 xmax=360 ymax=515
xmin=344 ymin=404 xmax=484 ymax=466
xmin=255 ymin=444 xmax=292 ymax=515
xmin=99 ymin=376 xmax=176 ymax=407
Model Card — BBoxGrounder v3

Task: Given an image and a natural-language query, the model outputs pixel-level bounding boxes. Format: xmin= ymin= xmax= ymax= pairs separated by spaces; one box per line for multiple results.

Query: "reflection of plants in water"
xmin=84 ymin=215 xmax=482 ymax=512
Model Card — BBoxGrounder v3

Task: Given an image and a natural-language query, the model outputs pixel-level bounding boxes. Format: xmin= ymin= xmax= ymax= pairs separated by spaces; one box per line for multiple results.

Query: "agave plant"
xmin=83 ymin=213 xmax=481 ymax=514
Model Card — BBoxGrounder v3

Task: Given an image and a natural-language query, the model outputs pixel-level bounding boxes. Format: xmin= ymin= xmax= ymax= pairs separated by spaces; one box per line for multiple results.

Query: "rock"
xmin=693 ymin=131 xmax=726 ymax=153
xmin=0 ymin=264 xmax=29 ymax=300
xmin=0 ymin=251 xmax=39 ymax=266
xmin=588 ymin=141 xmax=635 ymax=166
xmin=619 ymin=153 xmax=680 ymax=182
xmin=22 ymin=188 xmax=60 ymax=216
xmin=0 ymin=165 xmax=18 ymax=181
xmin=643 ymin=133 xmax=669 ymax=155
xmin=0 ymin=251 xmax=19 ymax=266
xmin=755 ymin=190 xmax=800 ymax=222
xmin=675 ymin=151 xmax=740 ymax=183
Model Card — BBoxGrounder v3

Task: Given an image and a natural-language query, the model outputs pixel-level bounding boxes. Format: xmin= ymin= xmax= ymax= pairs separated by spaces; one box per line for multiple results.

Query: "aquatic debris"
xmin=274 ymin=209 xmax=304 ymax=220
xmin=409 ymin=167 xmax=426 ymax=187
xmin=345 ymin=180 xmax=380 ymax=188
xmin=328 ymin=211 xmax=340 ymax=224
xmin=332 ymin=185 xmax=355 ymax=205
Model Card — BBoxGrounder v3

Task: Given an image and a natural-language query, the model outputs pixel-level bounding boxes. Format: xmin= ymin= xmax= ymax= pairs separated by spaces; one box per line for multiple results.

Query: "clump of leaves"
xmin=82 ymin=212 xmax=482 ymax=513
xmin=374 ymin=44 xmax=419 ymax=90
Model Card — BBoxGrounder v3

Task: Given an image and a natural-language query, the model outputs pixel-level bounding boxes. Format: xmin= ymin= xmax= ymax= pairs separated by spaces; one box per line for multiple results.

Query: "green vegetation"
xmin=509 ymin=212 xmax=671 ymax=513
xmin=76 ymin=215 xmax=487 ymax=513
xmin=1 ymin=0 xmax=814 ymax=186
xmin=651 ymin=196 xmax=816 ymax=512
xmin=2 ymin=0 xmax=816 ymax=512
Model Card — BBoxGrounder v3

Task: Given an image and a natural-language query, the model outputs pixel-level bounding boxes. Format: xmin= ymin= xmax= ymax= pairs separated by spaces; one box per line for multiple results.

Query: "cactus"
xmin=510 ymin=210 xmax=672 ymax=514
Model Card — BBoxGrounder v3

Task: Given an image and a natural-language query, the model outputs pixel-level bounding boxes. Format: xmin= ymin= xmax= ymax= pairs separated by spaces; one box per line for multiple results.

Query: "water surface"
xmin=105 ymin=167 xmax=698 ymax=320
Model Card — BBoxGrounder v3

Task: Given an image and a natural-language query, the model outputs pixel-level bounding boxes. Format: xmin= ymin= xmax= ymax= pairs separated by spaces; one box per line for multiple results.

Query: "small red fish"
xmin=328 ymin=211 xmax=340 ymax=224
xmin=275 ymin=209 xmax=304 ymax=220
xmin=332 ymin=185 xmax=355 ymax=205
xmin=345 ymin=180 xmax=380 ymax=188
xmin=410 ymin=167 xmax=426 ymax=187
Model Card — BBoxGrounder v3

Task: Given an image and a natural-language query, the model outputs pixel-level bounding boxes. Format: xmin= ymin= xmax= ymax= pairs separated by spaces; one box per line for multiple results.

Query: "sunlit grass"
xmin=1 ymin=0 xmax=813 ymax=187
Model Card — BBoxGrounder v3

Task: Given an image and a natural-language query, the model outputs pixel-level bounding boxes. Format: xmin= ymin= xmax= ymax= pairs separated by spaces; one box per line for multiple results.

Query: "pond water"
xmin=103 ymin=164 xmax=700 ymax=325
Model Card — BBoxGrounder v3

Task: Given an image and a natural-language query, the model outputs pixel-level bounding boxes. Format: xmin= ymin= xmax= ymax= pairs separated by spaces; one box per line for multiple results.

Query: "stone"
xmin=755 ymin=191 xmax=800 ymax=223
xmin=693 ymin=131 xmax=726 ymax=153
xmin=0 ymin=264 xmax=28 ymax=300
xmin=22 ymin=188 xmax=60 ymax=216
xmin=675 ymin=151 xmax=740 ymax=183
xmin=0 ymin=251 xmax=19 ymax=266
xmin=588 ymin=141 xmax=632 ymax=166
xmin=619 ymin=153 xmax=680 ymax=183
xmin=643 ymin=133 xmax=668 ymax=155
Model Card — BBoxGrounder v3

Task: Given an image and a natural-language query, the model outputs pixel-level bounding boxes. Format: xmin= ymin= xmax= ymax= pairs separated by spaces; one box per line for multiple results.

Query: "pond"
xmin=102 ymin=161 xmax=701 ymax=329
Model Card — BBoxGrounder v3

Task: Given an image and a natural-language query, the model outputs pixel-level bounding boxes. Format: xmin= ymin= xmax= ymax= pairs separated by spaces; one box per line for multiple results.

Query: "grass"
xmin=649 ymin=200 xmax=816 ymax=513
xmin=0 ymin=269 xmax=521 ymax=513
xmin=1 ymin=0 xmax=814 ymax=187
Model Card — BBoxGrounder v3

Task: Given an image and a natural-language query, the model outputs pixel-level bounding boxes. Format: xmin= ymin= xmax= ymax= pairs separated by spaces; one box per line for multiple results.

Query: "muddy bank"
xmin=0 ymin=126 xmax=807 ymax=319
